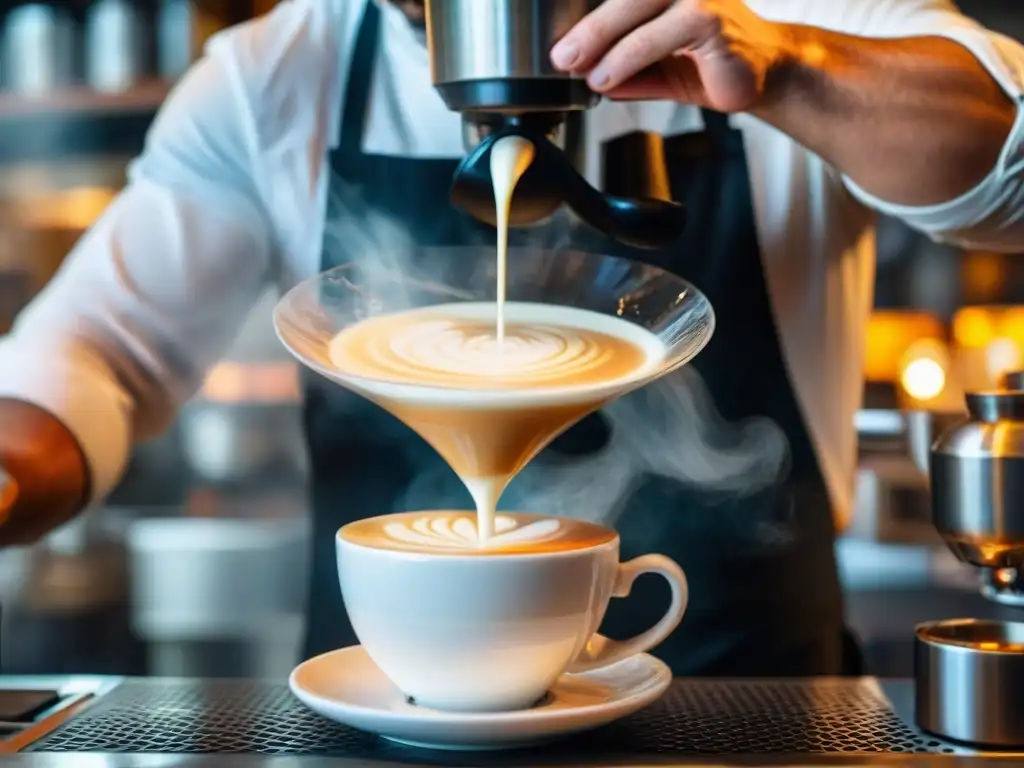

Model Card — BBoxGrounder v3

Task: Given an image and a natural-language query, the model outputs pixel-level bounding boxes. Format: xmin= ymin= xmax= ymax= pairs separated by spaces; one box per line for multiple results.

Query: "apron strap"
xmin=700 ymin=108 xmax=732 ymax=137
xmin=339 ymin=0 xmax=382 ymax=154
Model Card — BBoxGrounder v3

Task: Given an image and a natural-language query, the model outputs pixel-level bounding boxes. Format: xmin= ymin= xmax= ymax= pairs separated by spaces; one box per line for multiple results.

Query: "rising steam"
xmin=322 ymin=170 xmax=791 ymax=530
xmin=503 ymin=367 xmax=791 ymax=527
xmin=322 ymin=179 xmax=418 ymax=304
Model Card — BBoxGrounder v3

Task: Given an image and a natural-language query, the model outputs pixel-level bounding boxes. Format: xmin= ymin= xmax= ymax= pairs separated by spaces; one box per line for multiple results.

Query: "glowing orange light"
xmin=953 ymin=307 xmax=996 ymax=349
xmin=986 ymin=338 xmax=1022 ymax=383
xmin=899 ymin=339 xmax=949 ymax=402
xmin=864 ymin=311 xmax=944 ymax=383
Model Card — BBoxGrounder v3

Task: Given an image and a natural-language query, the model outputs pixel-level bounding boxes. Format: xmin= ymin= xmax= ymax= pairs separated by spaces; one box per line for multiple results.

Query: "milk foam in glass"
xmin=328 ymin=302 xmax=665 ymax=546
xmin=321 ymin=136 xmax=667 ymax=545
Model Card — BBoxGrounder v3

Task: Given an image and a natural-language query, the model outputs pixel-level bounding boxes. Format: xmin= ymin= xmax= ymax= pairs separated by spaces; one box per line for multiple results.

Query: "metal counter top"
xmin=0 ymin=757 xmax=1019 ymax=768
xmin=0 ymin=675 xmax=1019 ymax=766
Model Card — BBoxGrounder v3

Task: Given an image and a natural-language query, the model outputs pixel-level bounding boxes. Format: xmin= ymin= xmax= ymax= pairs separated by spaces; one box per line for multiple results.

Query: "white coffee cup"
xmin=336 ymin=512 xmax=688 ymax=713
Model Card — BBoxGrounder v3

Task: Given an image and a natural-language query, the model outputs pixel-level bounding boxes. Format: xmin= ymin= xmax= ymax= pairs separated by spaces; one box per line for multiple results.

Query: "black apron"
xmin=302 ymin=0 xmax=856 ymax=676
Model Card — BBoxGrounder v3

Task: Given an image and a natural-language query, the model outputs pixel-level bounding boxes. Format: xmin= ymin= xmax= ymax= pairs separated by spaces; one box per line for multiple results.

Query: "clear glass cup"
xmin=274 ymin=245 xmax=714 ymax=392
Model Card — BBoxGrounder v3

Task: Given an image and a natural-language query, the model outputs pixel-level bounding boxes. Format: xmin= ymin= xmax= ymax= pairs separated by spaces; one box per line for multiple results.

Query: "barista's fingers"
xmin=583 ymin=5 xmax=720 ymax=93
xmin=551 ymin=0 xmax=669 ymax=72
xmin=607 ymin=58 xmax=704 ymax=103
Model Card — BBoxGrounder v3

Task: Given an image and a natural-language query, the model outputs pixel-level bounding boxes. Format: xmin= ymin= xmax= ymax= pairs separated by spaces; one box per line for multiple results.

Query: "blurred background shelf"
xmin=0 ymin=80 xmax=171 ymax=118
xmin=0 ymin=82 xmax=170 ymax=163
xmin=0 ymin=0 xmax=269 ymax=161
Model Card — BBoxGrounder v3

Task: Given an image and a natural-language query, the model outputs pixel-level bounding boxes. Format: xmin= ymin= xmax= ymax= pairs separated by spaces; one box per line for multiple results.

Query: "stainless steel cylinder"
xmin=916 ymin=619 xmax=1024 ymax=747
xmin=85 ymin=0 xmax=147 ymax=92
xmin=930 ymin=391 xmax=1024 ymax=570
xmin=425 ymin=0 xmax=598 ymax=113
xmin=426 ymin=0 xmax=590 ymax=84
xmin=2 ymin=4 xmax=76 ymax=95
xmin=158 ymin=0 xmax=197 ymax=79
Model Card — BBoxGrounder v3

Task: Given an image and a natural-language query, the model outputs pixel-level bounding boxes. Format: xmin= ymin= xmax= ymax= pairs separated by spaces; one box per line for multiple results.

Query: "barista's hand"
xmin=0 ymin=468 xmax=16 ymax=528
xmin=550 ymin=0 xmax=790 ymax=112
xmin=0 ymin=401 xmax=89 ymax=546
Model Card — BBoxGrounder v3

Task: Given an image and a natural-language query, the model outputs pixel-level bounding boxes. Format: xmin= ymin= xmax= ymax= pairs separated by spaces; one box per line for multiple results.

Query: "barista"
xmin=0 ymin=0 xmax=1022 ymax=676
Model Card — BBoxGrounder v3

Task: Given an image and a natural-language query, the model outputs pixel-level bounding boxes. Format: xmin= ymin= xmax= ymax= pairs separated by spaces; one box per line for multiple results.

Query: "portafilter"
xmin=424 ymin=0 xmax=686 ymax=249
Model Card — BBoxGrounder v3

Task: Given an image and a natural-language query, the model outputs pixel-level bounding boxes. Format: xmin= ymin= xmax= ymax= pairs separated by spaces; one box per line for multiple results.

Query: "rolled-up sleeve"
xmin=835 ymin=0 xmax=1024 ymax=251
xmin=0 ymin=44 xmax=274 ymax=503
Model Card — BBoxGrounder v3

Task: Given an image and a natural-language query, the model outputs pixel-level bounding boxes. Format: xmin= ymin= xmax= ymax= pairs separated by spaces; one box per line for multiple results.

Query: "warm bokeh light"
xmin=17 ymin=186 xmax=116 ymax=230
xmin=996 ymin=567 xmax=1018 ymax=586
xmin=952 ymin=306 xmax=1024 ymax=350
xmin=901 ymin=358 xmax=946 ymax=401
xmin=953 ymin=306 xmax=996 ymax=348
xmin=986 ymin=337 xmax=1022 ymax=383
xmin=951 ymin=307 xmax=1024 ymax=392
xmin=999 ymin=308 xmax=1024 ymax=346
xmin=201 ymin=362 xmax=300 ymax=403
xmin=900 ymin=339 xmax=949 ymax=402
xmin=961 ymin=251 xmax=1006 ymax=299
xmin=864 ymin=311 xmax=944 ymax=383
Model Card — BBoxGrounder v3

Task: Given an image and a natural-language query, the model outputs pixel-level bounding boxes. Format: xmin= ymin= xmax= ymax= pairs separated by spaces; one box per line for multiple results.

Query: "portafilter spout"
xmin=449 ymin=120 xmax=686 ymax=250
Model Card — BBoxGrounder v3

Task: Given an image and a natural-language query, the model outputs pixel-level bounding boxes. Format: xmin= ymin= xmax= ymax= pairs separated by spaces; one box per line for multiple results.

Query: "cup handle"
xmin=567 ymin=554 xmax=688 ymax=674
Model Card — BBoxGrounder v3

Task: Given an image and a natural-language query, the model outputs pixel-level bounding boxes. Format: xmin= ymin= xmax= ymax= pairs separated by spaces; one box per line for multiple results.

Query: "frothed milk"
xmin=328 ymin=303 xmax=663 ymax=540
xmin=326 ymin=136 xmax=663 ymax=543
xmin=490 ymin=136 xmax=535 ymax=342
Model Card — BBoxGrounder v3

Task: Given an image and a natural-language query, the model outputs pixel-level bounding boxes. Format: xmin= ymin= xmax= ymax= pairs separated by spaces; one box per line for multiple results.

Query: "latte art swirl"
xmin=341 ymin=511 xmax=618 ymax=555
xmin=384 ymin=514 xmax=562 ymax=550
xmin=328 ymin=304 xmax=663 ymax=547
xmin=376 ymin=319 xmax=614 ymax=386
xmin=328 ymin=303 xmax=659 ymax=392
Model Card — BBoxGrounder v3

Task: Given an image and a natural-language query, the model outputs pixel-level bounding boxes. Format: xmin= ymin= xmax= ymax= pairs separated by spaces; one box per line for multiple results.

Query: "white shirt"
xmin=3 ymin=0 xmax=1024 ymax=528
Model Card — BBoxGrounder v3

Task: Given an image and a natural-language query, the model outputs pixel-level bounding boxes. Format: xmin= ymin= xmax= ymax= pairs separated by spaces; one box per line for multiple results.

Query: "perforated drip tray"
xmin=24 ymin=678 xmax=959 ymax=760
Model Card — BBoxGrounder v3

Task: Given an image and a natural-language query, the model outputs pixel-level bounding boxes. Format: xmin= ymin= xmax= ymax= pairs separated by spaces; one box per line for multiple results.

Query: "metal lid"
xmin=916 ymin=618 xmax=1024 ymax=652
xmin=1003 ymin=371 xmax=1024 ymax=391
xmin=966 ymin=391 xmax=1024 ymax=422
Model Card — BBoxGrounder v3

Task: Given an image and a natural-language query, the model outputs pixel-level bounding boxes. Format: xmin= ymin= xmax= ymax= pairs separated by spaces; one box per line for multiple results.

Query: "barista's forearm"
xmin=0 ymin=400 xmax=89 ymax=546
xmin=755 ymin=26 xmax=1016 ymax=207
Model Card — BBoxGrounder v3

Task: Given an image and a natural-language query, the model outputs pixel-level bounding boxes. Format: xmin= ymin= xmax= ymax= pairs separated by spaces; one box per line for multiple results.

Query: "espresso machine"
xmin=919 ymin=372 xmax=1024 ymax=748
xmin=423 ymin=0 xmax=685 ymax=250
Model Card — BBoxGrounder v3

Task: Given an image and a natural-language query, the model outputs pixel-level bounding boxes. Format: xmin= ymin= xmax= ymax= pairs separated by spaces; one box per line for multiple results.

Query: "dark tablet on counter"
xmin=0 ymin=690 xmax=62 ymax=722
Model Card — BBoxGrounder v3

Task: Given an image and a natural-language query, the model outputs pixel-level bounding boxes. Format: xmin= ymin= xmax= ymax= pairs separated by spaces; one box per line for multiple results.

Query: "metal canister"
xmin=156 ymin=0 xmax=233 ymax=79
xmin=2 ymin=4 xmax=76 ymax=95
xmin=921 ymin=374 xmax=1024 ymax=747
xmin=916 ymin=619 xmax=1024 ymax=747
xmin=157 ymin=0 xmax=195 ymax=79
xmin=930 ymin=386 xmax=1024 ymax=574
xmin=84 ymin=0 xmax=148 ymax=92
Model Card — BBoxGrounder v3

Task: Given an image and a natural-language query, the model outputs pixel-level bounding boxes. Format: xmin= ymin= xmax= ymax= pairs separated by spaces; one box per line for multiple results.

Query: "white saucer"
xmin=289 ymin=645 xmax=671 ymax=750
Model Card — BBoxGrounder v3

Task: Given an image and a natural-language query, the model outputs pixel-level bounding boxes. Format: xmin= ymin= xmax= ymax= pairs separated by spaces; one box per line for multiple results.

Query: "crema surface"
xmin=340 ymin=511 xmax=617 ymax=555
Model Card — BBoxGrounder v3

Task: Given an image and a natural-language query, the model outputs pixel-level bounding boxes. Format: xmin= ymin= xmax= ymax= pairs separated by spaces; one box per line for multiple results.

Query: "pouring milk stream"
xmin=326 ymin=136 xmax=665 ymax=547
xmin=490 ymin=136 xmax=536 ymax=342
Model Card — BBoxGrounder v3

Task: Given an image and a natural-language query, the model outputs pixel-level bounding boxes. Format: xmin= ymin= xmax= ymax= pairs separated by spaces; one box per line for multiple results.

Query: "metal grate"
xmin=28 ymin=679 xmax=956 ymax=759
